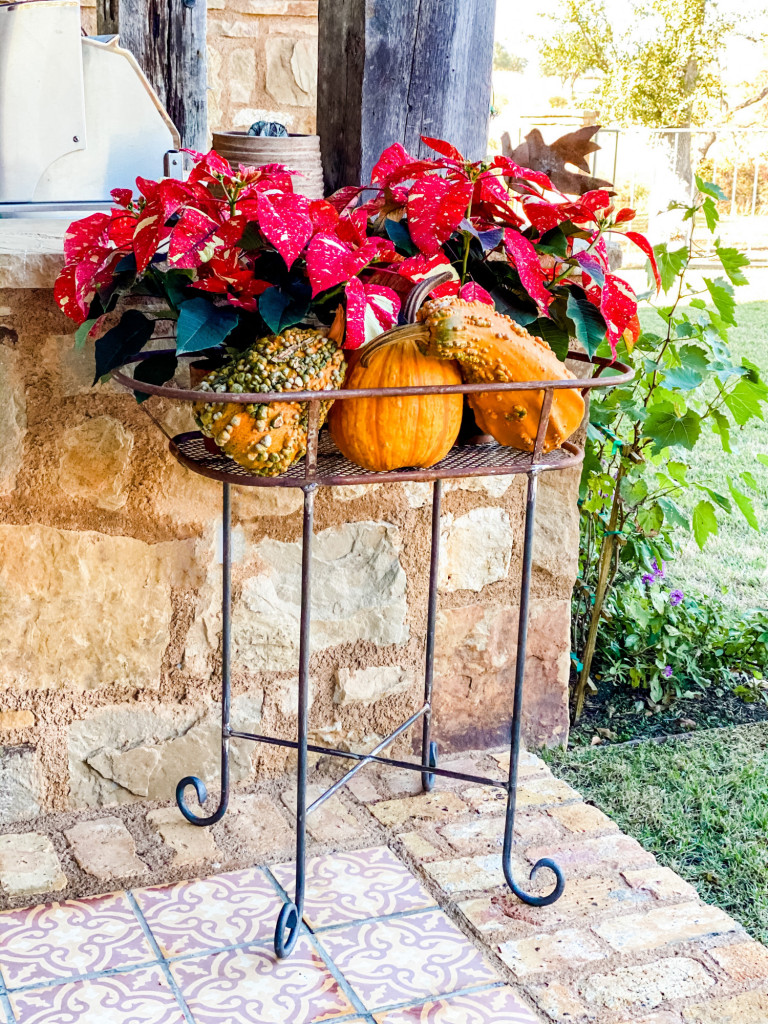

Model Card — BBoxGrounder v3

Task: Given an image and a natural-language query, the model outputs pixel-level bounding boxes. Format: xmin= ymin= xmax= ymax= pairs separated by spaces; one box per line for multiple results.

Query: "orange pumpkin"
xmin=416 ymin=297 xmax=585 ymax=453
xmin=329 ymin=324 xmax=463 ymax=471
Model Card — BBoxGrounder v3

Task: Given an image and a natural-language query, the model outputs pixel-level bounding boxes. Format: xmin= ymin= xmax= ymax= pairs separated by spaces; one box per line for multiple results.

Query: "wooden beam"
xmin=317 ymin=0 xmax=496 ymax=193
xmin=96 ymin=0 xmax=207 ymax=151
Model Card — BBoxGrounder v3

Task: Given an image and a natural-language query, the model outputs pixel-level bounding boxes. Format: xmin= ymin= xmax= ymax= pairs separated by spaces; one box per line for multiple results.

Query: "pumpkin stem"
xmin=402 ymin=272 xmax=455 ymax=323
xmin=359 ymin=324 xmax=427 ymax=367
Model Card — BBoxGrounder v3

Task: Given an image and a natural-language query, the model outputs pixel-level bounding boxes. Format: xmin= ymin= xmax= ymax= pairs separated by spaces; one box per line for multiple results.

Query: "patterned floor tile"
xmin=320 ymin=910 xmax=498 ymax=1011
xmin=133 ymin=867 xmax=281 ymax=957
xmin=273 ymin=847 xmax=436 ymax=929
xmin=0 ymin=893 xmax=154 ymax=988
xmin=170 ymin=936 xmax=354 ymax=1023
xmin=10 ymin=966 xmax=185 ymax=1024
xmin=373 ymin=987 xmax=542 ymax=1023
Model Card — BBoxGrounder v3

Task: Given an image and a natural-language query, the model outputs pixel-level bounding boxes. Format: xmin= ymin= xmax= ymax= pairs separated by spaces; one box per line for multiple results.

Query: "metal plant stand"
xmin=115 ymin=351 xmax=631 ymax=960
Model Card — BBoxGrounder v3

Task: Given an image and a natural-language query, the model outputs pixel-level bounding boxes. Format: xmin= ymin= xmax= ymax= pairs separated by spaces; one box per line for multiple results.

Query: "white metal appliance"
xmin=0 ymin=0 xmax=181 ymax=215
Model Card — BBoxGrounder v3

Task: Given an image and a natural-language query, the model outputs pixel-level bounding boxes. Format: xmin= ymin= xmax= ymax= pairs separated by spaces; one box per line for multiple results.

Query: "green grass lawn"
xmin=544 ymin=722 xmax=768 ymax=942
xmin=640 ymin=301 xmax=768 ymax=612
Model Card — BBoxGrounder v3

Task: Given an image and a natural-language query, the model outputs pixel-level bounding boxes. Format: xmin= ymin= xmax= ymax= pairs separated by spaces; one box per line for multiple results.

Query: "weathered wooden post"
xmin=317 ymin=0 xmax=496 ymax=193
xmin=96 ymin=0 xmax=207 ymax=151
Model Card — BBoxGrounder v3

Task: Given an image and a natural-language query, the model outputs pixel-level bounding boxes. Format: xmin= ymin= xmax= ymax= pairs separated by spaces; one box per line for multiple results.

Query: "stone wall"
xmin=79 ymin=0 xmax=318 ymax=139
xmin=0 ymin=225 xmax=579 ymax=827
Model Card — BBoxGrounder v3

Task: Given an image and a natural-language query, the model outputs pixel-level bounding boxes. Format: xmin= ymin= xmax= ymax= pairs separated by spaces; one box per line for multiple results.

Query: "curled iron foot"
xmin=274 ymin=902 xmax=301 ymax=959
xmin=421 ymin=740 xmax=438 ymax=793
xmin=504 ymin=856 xmax=565 ymax=908
xmin=176 ymin=776 xmax=228 ymax=827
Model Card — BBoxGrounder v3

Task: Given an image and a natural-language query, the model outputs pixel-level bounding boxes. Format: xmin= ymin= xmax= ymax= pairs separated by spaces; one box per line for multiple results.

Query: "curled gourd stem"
xmin=402 ymin=272 xmax=455 ymax=323
xmin=359 ymin=324 xmax=428 ymax=368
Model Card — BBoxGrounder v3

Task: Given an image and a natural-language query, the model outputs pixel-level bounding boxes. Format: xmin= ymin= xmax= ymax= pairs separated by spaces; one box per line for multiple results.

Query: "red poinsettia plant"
xmin=55 ymin=139 xmax=659 ymax=388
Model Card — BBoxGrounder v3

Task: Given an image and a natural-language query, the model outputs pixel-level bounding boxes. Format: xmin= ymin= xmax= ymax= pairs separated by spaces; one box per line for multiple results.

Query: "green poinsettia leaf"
xmin=566 ymin=291 xmax=607 ymax=358
xmin=132 ymin=351 xmax=179 ymax=404
xmin=176 ymin=298 xmax=238 ymax=355
xmin=93 ymin=309 xmax=156 ymax=384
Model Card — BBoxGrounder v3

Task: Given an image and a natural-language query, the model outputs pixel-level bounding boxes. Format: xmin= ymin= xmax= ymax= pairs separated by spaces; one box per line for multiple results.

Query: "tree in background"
xmin=538 ymin=0 xmax=768 ymax=231
xmin=494 ymin=42 xmax=528 ymax=74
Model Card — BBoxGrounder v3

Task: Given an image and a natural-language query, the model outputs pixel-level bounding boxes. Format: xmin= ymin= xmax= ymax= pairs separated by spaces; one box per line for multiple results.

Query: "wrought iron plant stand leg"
xmin=113 ymin=347 xmax=631 ymax=961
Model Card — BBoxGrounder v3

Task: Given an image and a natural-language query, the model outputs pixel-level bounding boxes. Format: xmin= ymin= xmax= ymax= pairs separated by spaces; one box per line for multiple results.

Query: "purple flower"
xmin=670 ymin=589 xmax=684 ymax=606
xmin=663 ymin=665 xmax=673 ymax=678
xmin=641 ymin=573 xmax=654 ymax=585
xmin=652 ymin=559 xmax=666 ymax=579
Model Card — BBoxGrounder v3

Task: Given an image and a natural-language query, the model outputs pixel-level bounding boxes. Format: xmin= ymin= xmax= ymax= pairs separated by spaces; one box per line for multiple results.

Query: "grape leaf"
xmin=643 ymin=401 xmax=701 ymax=452
xmin=692 ymin=500 xmax=718 ymax=549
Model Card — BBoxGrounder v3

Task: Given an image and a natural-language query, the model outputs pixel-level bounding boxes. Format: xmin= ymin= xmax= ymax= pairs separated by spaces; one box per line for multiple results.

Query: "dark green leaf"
xmin=529 ymin=319 xmax=570 ymax=361
xmin=692 ymin=500 xmax=718 ymax=548
xmin=715 ymin=245 xmax=749 ymax=286
xmin=643 ymin=401 xmax=701 ymax=452
xmin=385 ymin=219 xmax=417 ymax=255
xmin=132 ymin=351 xmax=178 ymax=404
xmin=164 ymin=269 xmax=195 ymax=309
xmin=566 ymin=291 xmax=606 ymax=358
xmin=93 ymin=310 xmax=155 ymax=384
xmin=240 ymin=221 xmax=264 ymax=251
xmin=176 ymin=298 xmax=238 ymax=355
xmin=259 ymin=286 xmax=310 ymax=334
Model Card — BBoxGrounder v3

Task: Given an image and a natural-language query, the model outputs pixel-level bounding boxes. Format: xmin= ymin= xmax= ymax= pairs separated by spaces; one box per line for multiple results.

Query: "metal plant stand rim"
xmin=113 ymin=350 xmax=632 ymax=959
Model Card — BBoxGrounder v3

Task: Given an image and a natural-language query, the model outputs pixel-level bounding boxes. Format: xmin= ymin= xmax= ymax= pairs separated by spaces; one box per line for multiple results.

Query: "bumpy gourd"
xmin=329 ymin=324 xmax=463 ymax=472
xmin=416 ymin=297 xmax=585 ymax=453
xmin=194 ymin=328 xmax=346 ymax=475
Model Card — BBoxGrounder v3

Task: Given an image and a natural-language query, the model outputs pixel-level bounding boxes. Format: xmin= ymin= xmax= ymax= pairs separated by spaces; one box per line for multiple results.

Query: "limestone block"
xmin=265 ymin=37 xmax=316 ymax=106
xmin=45 ymin=335 xmax=122 ymax=396
xmin=219 ymin=793 xmax=292 ymax=858
xmin=0 ymin=710 xmax=35 ymax=731
xmin=268 ymin=676 xmax=314 ymax=717
xmin=224 ymin=0 xmax=318 ymax=14
xmin=58 ymin=416 xmax=134 ymax=511
xmin=445 ymin=475 xmax=515 ymax=499
xmin=232 ymin=486 xmax=304 ymax=517
xmin=433 ymin=599 xmax=570 ymax=748
xmin=0 ymin=524 xmax=196 ymax=691
xmin=0 ymin=346 xmax=26 ymax=496
xmin=211 ymin=522 xmax=407 ymax=672
xmin=230 ymin=47 xmax=258 ymax=105
xmin=331 ymin=483 xmax=381 ymax=502
xmin=439 ymin=507 xmax=514 ymax=592
xmin=533 ymin=467 xmax=580 ymax=586
xmin=147 ymin=807 xmax=222 ymax=867
xmin=68 ymin=695 xmax=263 ymax=808
xmin=64 ymin=817 xmax=148 ymax=879
xmin=0 ymin=746 xmax=42 ymax=823
xmin=281 ymin=783 xmax=359 ymax=843
xmin=0 ymin=833 xmax=67 ymax=897
xmin=333 ymin=665 xmax=416 ymax=705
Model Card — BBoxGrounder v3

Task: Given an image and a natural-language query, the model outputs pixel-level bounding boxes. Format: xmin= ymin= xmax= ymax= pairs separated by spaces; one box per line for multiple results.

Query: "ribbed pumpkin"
xmin=329 ymin=324 xmax=463 ymax=471
xmin=416 ymin=298 xmax=585 ymax=453
xmin=194 ymin=327 xmax=346 ymax=475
